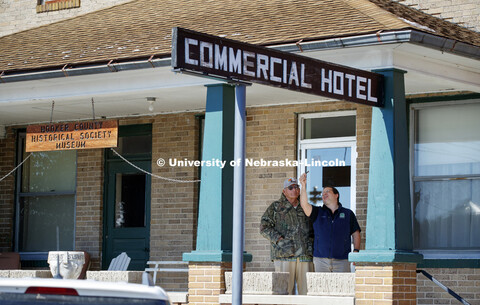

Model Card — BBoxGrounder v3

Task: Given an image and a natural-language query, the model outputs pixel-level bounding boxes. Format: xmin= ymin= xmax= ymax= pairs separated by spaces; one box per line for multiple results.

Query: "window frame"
xmin=36 ymin=0 xmax=80 ymax=13
xmin=409 ymin=98 xmax=480 ymax=262
xmin=14 ymin=131 xmax=77 ymax=262
xmin=297 ymin=110 xmax=357 ymax=212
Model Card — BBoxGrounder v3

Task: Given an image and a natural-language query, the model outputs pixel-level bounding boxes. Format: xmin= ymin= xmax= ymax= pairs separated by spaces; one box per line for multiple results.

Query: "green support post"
xmin=350 ymin=68 xmax=422 ymax=263
xmin=183 ymin=84 xmax=236 ymax=262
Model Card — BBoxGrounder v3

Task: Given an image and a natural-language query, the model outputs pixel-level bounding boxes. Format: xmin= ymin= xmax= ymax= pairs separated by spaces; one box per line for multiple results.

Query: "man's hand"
xmin=299 ymin=172 xmax=312 ymax=216
xmin=300 ymin=173 xmax=307 ymax=188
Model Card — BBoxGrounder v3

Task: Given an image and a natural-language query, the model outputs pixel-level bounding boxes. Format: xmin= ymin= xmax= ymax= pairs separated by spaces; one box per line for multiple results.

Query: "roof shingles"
xmin=0 ymin=0 xmax=479 ymax=72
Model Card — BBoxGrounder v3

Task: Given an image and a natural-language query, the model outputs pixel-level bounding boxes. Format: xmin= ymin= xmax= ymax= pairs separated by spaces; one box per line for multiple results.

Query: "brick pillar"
xmin=187 ymin=262 xmax=231 ymax=305
xmin=355 ymin=262 xmax=417 ymax=305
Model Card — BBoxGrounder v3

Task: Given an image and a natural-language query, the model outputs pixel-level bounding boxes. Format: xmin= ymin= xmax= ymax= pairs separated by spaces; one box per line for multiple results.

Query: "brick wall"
xmin=395 ymin=0 xmax=480 ymax=32
xmin=355 ymin=263 xmax=418 ymax=305
xmin=75 ymin=148 xmax=104 ymax=270
xmin=0 ymin=115 xmax=198 ymax=285
xmin=0 ymin=0 xmax=133 ymax=37
xmin=187 ymin=262 xmax=232 ymax=305
xmin=0 ymin=127 xmax=16 ymax=251
xmin=354 ymin=265 xmax=480 ymax=305
xmin=244 ymin=101 xmax=370 ymax=271
xmin=1 ymin=103 xmax=479 ymax=304
xmin=354 ymin=105 xmax=371 ymax=246
xmin=417 ymin=268 xmax=480 ymax=305
xmin=150 ymin=114 xmax=200 ymax=291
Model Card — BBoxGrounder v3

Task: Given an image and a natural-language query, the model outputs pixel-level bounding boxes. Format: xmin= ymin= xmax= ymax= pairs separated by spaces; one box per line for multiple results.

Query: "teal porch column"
xmin=350 ymin=68 xmax=422 ymax=263
xmin=183 ymin=84 xmax=236 ymax=262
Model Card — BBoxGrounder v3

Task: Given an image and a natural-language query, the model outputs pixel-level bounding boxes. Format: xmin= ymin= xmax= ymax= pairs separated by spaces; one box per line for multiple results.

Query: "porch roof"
xmin=1 ymin=0 xmax=480 ymax=73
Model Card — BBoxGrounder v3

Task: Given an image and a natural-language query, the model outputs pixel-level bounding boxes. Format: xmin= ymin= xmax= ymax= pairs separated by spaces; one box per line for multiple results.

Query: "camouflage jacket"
xmin=260 ymin=194 xmax=313 ymax=261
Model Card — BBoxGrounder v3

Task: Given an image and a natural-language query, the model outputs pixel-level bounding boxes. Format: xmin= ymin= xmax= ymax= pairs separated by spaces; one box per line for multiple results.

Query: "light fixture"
xmin=146 ymin=97 xmax=156 ymax=112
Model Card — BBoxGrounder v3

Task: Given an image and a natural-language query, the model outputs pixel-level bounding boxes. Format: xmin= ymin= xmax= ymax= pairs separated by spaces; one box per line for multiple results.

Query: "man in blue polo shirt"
xmin=299 ymin=173 xmax=361 ymax=272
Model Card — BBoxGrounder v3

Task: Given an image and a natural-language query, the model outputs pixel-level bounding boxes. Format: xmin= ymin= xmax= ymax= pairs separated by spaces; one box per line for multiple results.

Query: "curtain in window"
xmin=413 ymin=102 xmax=480 ymax=250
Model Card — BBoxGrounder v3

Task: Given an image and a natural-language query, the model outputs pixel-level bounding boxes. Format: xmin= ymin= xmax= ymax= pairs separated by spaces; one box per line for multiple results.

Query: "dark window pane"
xmin=19 ymin=195 xmax=75 ymax=251
xmin=117 ymin=135 xmax=151 ymax=155
xmin=115 ymin=173 xmax=146 ymax=228
xmin=303 ymin=115 xmax=355 ymax=139
xmin=21 ymin=150 xmax=76 ymax=193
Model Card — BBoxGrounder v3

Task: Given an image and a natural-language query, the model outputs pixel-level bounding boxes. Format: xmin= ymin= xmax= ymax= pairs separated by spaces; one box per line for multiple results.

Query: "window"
xmin=105 ymin=124 xmax=152 ymax=159
xmin=298 ymin=111 xmax=356 ymax=210
xmin=411 ymin=100 xmax=480 ymax=258
xmin=15 ymin=133 xmax=77 ymax=254
xmin=36 ymin=0 xmax=80 ymax=13
xmin=303 ymin=114 xmax=356 ymax=139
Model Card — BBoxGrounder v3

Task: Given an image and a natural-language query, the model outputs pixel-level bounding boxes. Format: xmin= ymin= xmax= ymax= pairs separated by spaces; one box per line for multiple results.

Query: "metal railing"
xmin=417 ymin=270 xmax=471 ymax=305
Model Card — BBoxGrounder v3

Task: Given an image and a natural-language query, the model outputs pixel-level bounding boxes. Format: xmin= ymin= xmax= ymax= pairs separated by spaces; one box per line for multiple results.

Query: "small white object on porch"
xmin=107 ymin=252 xmax=130 ymax=271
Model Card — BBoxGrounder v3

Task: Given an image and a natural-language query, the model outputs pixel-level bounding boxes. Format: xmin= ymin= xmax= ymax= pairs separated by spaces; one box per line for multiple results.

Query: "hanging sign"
xmin=26 ymin=120 xmax=118 ymax=152
xmin=172 ymin=27 xmax=384 ymax=107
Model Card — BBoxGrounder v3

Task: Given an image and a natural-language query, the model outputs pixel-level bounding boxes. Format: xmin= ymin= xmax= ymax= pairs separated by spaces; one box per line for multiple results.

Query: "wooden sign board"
xmin=26 ymin=120 xmax=118 ymax=152
xmin=172 ymin=27 xmax=384 ymax=107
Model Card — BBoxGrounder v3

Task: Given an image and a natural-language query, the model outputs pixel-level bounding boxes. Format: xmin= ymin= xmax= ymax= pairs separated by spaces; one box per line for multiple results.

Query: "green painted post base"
xmin=349 ymin=250 xmax=422 ymax=264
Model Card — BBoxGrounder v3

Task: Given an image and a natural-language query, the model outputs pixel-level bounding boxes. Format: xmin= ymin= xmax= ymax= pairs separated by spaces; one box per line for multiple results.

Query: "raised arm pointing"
xmin=299 ymin=173 xmax=312 ymax=216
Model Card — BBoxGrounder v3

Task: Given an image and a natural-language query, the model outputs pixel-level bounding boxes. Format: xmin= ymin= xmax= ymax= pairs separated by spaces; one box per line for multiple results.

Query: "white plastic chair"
xmin=107 ymin=252 xmax=131 ymax=271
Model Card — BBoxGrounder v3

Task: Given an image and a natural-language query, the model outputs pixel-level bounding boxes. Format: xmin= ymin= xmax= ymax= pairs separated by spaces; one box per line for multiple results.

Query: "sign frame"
xmin=26 ymin=120 xmax=118 ymax=152
xmin=172 ymin=27 xmax=384 ymax=107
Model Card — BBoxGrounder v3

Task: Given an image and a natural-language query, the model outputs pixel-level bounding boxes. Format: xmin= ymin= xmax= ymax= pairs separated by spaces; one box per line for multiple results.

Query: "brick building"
xmin=0 ymin=0 xmax=479 ymax=305
xmin=0 ymin=0 xmax=133 ymax=37
xmin=396 ymin=0 xmax=480 ymax=32
xmin=1 ymin=0 xmax=479 ymax=38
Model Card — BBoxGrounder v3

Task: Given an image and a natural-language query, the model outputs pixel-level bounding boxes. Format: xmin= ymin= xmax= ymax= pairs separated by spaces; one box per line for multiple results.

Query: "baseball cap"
xmin=283 ymin=177 xmax=298 ymax=189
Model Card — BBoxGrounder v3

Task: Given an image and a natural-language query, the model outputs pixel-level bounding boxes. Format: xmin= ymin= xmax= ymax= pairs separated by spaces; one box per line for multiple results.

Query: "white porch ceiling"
xmin=1 ymin=42 xmax=479 ymax=126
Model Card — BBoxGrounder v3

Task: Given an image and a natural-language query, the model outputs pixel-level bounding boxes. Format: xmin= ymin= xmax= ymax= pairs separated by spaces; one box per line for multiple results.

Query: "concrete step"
xmin=219 ymin=294 xmax=354 ymax=305
xmin=222 ymin=271 xmax=355 ymax=305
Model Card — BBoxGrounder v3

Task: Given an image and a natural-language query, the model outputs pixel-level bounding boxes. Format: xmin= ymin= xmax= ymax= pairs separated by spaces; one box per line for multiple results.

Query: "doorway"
xmin=297 ymin=111 xmax=356 ymax=210
xmin=102 ymin=124 xmax=152 ymax=270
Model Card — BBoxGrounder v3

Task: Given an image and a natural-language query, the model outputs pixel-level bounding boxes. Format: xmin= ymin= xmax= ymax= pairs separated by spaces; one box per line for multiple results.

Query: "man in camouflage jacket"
xmin=260 ymin=177 xmax=314 ymax=295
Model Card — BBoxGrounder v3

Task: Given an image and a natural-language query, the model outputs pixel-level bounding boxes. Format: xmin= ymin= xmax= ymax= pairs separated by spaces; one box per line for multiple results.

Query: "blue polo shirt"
xmin=310 ymin=203 xmax=361 ymax=260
